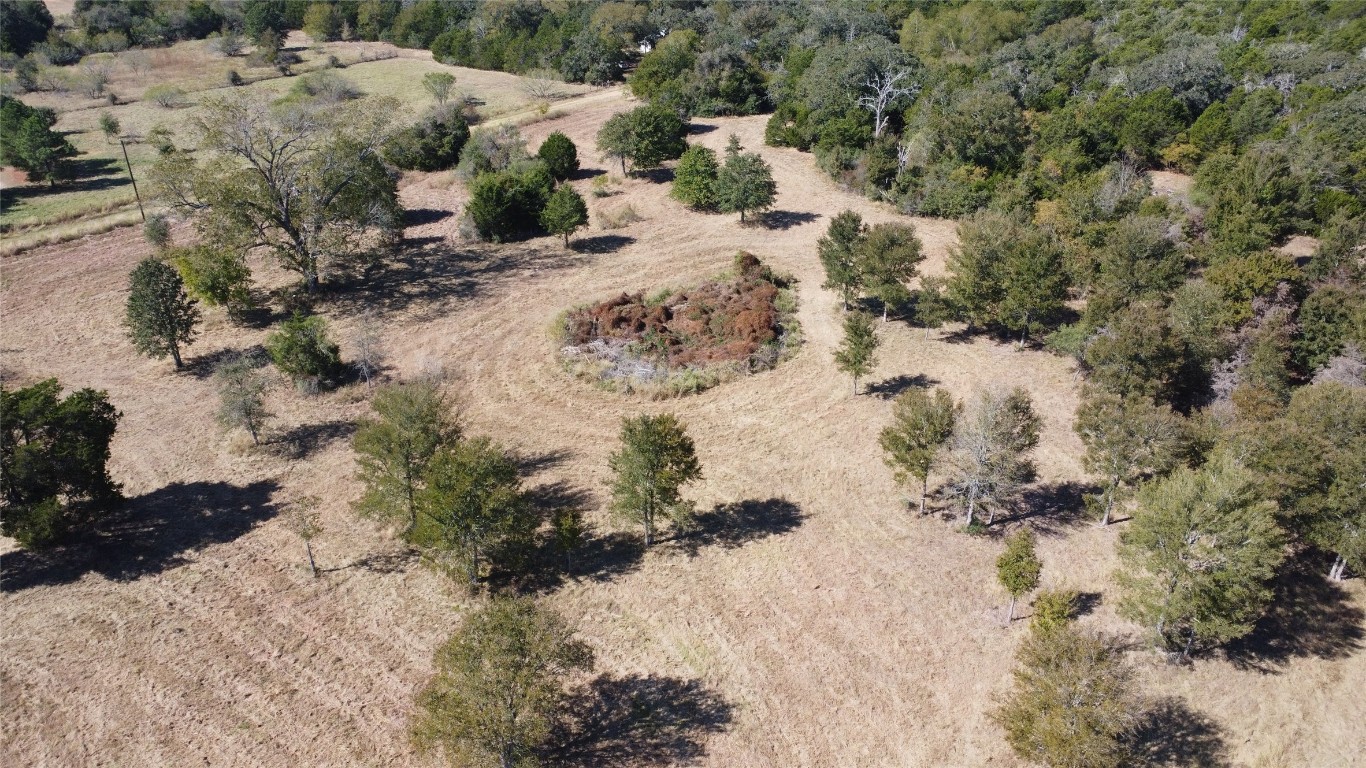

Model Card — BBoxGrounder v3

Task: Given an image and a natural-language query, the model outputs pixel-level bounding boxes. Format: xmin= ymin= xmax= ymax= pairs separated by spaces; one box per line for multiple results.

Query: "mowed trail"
xmin=2 ymin=88 xmax=1362 ymax=767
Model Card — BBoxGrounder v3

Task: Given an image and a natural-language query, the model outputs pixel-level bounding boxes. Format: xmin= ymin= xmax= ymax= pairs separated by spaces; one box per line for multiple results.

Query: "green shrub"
xmin=266 ymin=312 xmax=343 ymax=388
xmin=537 ymin=131 xmax=578 ymax=181
xmin=671 ymin=144 xmax=719 ymax=210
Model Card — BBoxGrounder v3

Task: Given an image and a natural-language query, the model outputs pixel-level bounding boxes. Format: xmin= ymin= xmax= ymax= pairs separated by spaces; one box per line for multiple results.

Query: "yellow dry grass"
xmin=1 ymin=88 xmax=1362 ymax=768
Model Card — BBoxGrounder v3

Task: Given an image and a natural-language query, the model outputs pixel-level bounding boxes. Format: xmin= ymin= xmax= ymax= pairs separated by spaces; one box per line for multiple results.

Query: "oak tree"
xmin=609 ymin=413 xmax=702 ymax=547
xmin=353 ymin=380 xmax=460 ymax=536
xmin=880 ymin=387 xmax=958 ymax=514
xmin=415 ymin=597 xmax=593 ymax=768
xmin=834 ymin=311 xmax=880 ymax=395
xmin=415 ymin=436 xmax=535 ymax=586
xmin=1117 ymin=458 xmax=1284 ymax=658
xmin=948 ymin=387 xmax=1041 ymax=527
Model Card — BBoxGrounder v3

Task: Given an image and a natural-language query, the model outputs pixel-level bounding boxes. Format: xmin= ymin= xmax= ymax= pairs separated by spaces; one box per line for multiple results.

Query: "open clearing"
xmin=2 ymin=84 xmax=1363 ymax=767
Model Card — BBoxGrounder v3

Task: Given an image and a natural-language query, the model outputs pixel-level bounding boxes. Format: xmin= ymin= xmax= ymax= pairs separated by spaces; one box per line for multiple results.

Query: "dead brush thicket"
xmin=558 ymin=252 xmax=801 ymax=397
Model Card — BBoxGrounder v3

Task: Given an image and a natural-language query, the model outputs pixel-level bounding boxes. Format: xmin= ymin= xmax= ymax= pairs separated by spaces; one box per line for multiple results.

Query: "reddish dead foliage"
xmin=564 ymin=253 xmax=788 ymax=367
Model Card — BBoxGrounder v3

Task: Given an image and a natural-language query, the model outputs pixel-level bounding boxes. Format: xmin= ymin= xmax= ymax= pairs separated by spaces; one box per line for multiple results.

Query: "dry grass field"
xmin=2 ymin=81 xmax=1363 ymax=768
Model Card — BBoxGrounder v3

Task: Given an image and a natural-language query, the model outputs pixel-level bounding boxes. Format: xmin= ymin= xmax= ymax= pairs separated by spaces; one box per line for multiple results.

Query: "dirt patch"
xmin=560 ymin=253 xmax=799 ymax=396
xmin=0 ymin=166 xmax=29 ymax=188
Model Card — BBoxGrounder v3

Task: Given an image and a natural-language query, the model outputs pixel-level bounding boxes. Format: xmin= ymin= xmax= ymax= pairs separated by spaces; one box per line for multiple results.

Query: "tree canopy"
xmin=1 ymin=379 xmax=121 ymax=548
xmin=151 ymin=94 xmax=403 ymax=293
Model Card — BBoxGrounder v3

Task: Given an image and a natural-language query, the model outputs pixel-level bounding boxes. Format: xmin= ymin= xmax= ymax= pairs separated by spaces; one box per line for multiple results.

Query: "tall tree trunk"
xmin=1181 ymin=628 xmax=1196 ymax=661
xmin=965 ymin=488 xmax=976 ymax=526
xmin=883 ymin=303 xmax=888 ymax=323
xmin=986 ymin=504 xmax=996 ymax=526
xmin=306 ymin=540 xmax=317 ymax=578
xmin=1329 ymin=553 xmax=1345 ymax=581
xmin=248 ymin=421 xmax=259 ymax=446
xmin=853 ymin=375 xmax=859 ymax=396
xmin=740 ymin=209 xmax=746 ymax=223
xmin=563 ymin=232 xmax=570 ymax=248
xmin=1100 ymin=480 xmax=1116 ymax=526
xmin=170 ymin=343 xmax=183 ymax=369
xmin=620 ymin=156 xmax=626 ymax=175
xmin=919 ymin=475 xmax=928 ymax=516
xmin=1005 ymin=595 xmax=1016 ymax=626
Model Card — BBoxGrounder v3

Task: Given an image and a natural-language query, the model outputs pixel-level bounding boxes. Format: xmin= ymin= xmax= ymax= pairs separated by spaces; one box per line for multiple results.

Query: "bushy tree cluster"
xmin=817 ymin=210 xmax=926 ymax=318
xmin=596 ymin=103 xmax=688 ymax=176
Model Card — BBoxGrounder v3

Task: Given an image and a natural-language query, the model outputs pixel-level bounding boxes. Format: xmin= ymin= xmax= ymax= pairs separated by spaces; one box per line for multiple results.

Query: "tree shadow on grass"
xmin=497 ymin=482 xmax=646 ymax=594
xmin=1 ymin=480 xmax=280 ymax=592
xmin=546 ymin=674 xmax=734 ymax=767
xmin=514 ymin=448 xmax=575 ymax=475
xmin=1000 ymin=480 xmax=1097 ymax=537
xmin=1127 ymin=697 xmax=1231 ymax=767
xmin=760 ymin=210 xmax=821 ymax=230
xmin=180 ymin=344 xmax=269 ymax=379
xmin=0 ymin=157 xmax=129 ymax=215
xmin=634 ymin=167 xmax=675 ymax=184
xmin=572 ymin=234 xmax=636 ymax=254
xmin=669 ymin=497 xmax=804 ymax=557
xmin=403 ymin=207 xmax=453 ymax=227
xmin=326 ymin=238 xmax=589 ymax=323
xmin=1224 ymin=549 xmax=1365 ymax=673
xmin=865 ymin=372 xmax=939 ymax=399
xmin=265 ymin=419 xmax=358 ymax=460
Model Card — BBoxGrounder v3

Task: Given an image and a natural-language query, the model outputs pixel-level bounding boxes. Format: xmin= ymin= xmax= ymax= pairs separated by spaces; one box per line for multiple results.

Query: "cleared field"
xmin=1 ymin=89 xmax=1363 ymax=768
xmin=1 ymin=36 xmax=595 ymax=252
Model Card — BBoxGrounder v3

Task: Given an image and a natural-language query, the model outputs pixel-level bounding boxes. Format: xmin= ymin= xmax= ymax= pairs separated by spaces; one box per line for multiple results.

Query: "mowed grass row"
xmin=1 ymin=36 xmax=592 ymax=249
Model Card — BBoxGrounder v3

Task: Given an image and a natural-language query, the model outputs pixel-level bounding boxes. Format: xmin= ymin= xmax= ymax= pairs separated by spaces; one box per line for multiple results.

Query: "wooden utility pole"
xmin=119 ymin=139 xmax=145 ymax=222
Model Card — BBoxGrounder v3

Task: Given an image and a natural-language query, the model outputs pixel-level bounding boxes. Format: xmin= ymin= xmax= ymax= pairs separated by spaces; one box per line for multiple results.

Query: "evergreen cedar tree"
xmin=714 ymin=138 xmax=776 ymax=223
xmin=858 ymin=222 xmax=925 ymax=321
xmin=818 ymin=213 xmax=926 ymax=320
xmin=537 ymin=131 xmax=579 ymax=181
xmin=948 ymin=387 xmax=1040 ymax=527
xmin=265 ymin=312 xmax=343 ymax=385
xmin=992 ymin=625 xmax=1139 ymax=768
xmin=609 ymin=413 xmax=703 ymax=547
xmin=384 ymin=109 xmax=470 ymax=172
xmin=996 ymin=528 xmax=1042 ymax=625
xmin=0 ymin=379 xmax=121 ymax=549
xmin=880 ymin=388 xmax=958 ymax=515
xmin=414 ymin=436 xmax=534 ymax=587
xmin=0 ymin=96 xmax=77 ymax=185
xmin=1246 ymin=381 xmax=1366 ymax=581
xmin=466 ymin=162 xmax=554 ymax=242
xmin=353 ymin=381 xmax=460 ymax=536
xmin=214 ymin=357 xmax=271 ymax=446
xmin=671 ymin=144 xmax=720 ymax=210
xmin=540 ymin=185 xmax=589 ymax=248
xmin=1117 ymin=458 xmax=1284 ymax=659
xmin=415 ymin=597 xmax=593 ymax=768
xmin=124 ymin=257 xmax=200 ymax=369
xmin=834 ymin=311 xmax=879 ymax=396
